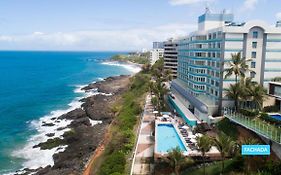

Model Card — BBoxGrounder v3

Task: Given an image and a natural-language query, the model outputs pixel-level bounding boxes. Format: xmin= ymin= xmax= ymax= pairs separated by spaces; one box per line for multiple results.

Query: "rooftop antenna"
xmin=205 ymin=6 xmax=210 ymax=14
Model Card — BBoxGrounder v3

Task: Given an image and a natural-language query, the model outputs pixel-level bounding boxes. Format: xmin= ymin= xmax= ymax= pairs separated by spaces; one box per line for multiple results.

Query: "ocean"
xmin=0 ymin=51 xmax=140 ymax=174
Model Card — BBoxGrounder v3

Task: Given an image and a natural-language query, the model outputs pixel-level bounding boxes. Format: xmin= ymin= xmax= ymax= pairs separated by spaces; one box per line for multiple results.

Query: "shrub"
xmin=263 ymin=105 xmax=280 ymax=113
xmin=99 ymin=151 xmax=126 ymax=175
xmin=216 ymin=118 xmax=238 ymax=139
xmin=260 ymin=113 xmax=281 ymax=126
xmin=239 ymin=109 xmax=259 ymax=117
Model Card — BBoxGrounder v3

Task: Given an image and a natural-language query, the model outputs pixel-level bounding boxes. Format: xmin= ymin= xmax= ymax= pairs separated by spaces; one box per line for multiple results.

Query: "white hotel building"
xmin=169 ymin=11 xmax=281 ymax=125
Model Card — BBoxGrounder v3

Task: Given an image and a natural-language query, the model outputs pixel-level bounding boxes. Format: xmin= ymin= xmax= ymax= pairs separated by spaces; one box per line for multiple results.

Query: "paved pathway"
xmin=131 ymin=95 xmax=155 ymax=175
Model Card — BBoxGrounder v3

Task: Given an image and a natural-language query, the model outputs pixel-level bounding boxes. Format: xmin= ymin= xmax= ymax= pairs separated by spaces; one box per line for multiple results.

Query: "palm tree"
xmin=240 ymin=138 xmax=259 ymax=171
xmin=248 ymin=84 xmax=267 ymax=110
xmin=224 ymin=52 xmax=252 ymax=83
xmin=196 ymin=135 xmax=213 ymax=175
xmin=213 ymin=132 xmax=237 ymax=174
xmin=239 ymin=77 xmax=257 ymax=108
xmin=164 ymin=69 xmax=173 ymax=81
xmin=225 ymin=83 xmax=242 ymax=110
xmin=167 ymin=147 xmax=193 ymax=175
xmin=141 ymin=63 xmax=151 ymax=73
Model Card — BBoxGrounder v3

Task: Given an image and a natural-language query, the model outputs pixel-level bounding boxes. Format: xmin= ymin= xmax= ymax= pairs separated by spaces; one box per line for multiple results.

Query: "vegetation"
xmin=166 ymin=147 xmax=194 ymax=175
xmin=239 ymin=108 xmax=259 ymax=118
xmin=271 ymin=76 xmax=281 ymax=82
xmin=110 ymin=52 xmax=150 ymax=65
xmin=184 ymin=157 xmax=243 ymax=175
xmin=149 ymin=58 xmax=172 ymax=111
xmin=260 ymin=112 xmax=281 ymax=126
xmin=97 ymin=71 xmax=151 ymax=175
xmin=196 ymin=135 xmax=213 ymax=175
xmin=213 ymin=132 xmax=238 ymax=174
xmin=216 ymin=118 xmax=238 ymax=140
xmin=263 ymin=105 xmax=280 ymax=113
xmin=224 ymin=52 xmax=252 ymax=83
xmin=224 ymin=53 xmax=267 ymax=110
xmin=34 ymin=137 xmax=65 ymax=150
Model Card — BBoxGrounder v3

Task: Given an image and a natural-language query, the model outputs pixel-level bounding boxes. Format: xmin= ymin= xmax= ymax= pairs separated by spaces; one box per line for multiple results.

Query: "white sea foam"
xmin=11 ymin=78 xmax=106 ymax=173
xmin=102 ymin=61 xmax=141 ymax=74
xmin=89 ymin=119 xmax=102 ymax=127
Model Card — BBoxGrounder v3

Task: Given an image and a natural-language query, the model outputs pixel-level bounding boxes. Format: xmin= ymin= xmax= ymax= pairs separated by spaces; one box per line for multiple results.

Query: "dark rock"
xmin=42 ymin=123 xmax=55 ymax=127
xmin=46 ymin=133 xmax=55 ymax=137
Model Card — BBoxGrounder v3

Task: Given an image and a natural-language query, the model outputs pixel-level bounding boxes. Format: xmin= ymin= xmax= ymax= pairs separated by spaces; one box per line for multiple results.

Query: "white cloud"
xmin=169 ymin=0 xmax=214 ymax=5
xmin=276 ymin=12 xmax=281 ymax=20
xmin=0 ymin=23 xmax=197 ymax=51
xmin=242 ymin=0 xmax=258 ymax=10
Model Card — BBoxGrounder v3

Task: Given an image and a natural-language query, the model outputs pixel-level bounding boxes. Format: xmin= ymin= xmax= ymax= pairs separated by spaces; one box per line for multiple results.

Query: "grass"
xmin=182 ymin=158 xmax=242 ymax=175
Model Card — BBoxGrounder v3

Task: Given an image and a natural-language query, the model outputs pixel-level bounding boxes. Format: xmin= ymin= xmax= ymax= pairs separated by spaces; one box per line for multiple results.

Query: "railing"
xmin=223 ymin=108 xmax=281 ymax=144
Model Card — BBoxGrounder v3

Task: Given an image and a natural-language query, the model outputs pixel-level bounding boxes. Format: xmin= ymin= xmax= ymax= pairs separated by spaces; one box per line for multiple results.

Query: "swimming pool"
xmin=156 ymin=123 xmax=187 ymax=153
xmin=269 ymin=114 xmax=281 ymax=121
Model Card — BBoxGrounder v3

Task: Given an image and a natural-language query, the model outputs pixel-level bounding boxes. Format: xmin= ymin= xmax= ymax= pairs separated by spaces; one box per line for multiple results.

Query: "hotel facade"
xmin=170 ymin=11 xmax=281 ymax=124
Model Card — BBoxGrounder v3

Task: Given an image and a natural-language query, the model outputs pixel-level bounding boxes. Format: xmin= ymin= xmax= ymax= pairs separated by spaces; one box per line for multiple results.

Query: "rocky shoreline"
xmin=15 ymin=75 xmax=131 ymax=175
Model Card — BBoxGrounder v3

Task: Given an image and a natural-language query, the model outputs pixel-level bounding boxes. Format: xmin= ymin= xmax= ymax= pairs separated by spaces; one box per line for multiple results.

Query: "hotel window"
xmin=250 ymin=71 xmax=256 ymax=78
xmin=251 ymin=52 xmax=256 ymax=58
xmin=252 ymin=42 xmax=257 ymax=49
xmin=253 ymin=31 xmax=258 ymax=38
xmin=251 ymin=62 xmax=256 ymax=68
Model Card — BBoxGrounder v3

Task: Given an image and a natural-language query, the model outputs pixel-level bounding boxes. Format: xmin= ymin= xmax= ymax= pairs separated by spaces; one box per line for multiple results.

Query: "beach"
xmin=14 ymin=75 xmax=132 ymax=175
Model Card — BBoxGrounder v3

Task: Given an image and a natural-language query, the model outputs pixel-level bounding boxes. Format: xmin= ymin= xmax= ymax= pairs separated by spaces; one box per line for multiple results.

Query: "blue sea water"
xmin=0 ymin=51 xmax=135 ymax=174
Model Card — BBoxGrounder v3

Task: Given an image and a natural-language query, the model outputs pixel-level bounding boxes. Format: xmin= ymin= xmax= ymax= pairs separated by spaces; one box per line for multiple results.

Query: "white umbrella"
xmin=188 ymin=135 xmax=196 ymax=139
xmin=182 ymin=125 xmax=189 ymax=129
xmin=190 ymin=138 xmax=197 ymax=143
xmin=163 ymin=114 xmax=169 ymax=118
xmin=153 ymin=111 xmax=159 ymax=114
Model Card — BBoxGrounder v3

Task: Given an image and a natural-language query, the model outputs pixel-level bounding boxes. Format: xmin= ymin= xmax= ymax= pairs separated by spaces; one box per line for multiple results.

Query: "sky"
xmin=0 ymin=0 xmax=280 ymax=51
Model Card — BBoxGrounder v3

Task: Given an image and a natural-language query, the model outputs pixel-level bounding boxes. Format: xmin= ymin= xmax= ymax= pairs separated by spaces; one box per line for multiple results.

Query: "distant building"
xmin=150 ymin=49 xmax=164 ymax=64
xmin=164 ymin=38 xmax=179 ymax=79
xmin=268 ymin=82 xmax=281 ymax=111
xmin=169 ymin=10 xmax=281 ymax=124
xmin=153 ymin=42 xmax=164 ymax=49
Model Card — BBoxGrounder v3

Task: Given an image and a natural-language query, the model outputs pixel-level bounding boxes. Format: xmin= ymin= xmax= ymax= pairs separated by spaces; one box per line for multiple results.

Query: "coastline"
xmin=10 ymin=61 xmax=141 ymax=175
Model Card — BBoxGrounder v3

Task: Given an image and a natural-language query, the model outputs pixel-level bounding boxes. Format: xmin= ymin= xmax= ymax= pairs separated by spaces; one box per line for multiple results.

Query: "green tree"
xmin=214 ymin=132 xmax=237 ymax=174
xmin=196 ymin=135 xmax=213 ymax=175
xmin=141 ymin=63 xmax=151 ymax=73
xmin=225 ymin=83 xmax=242 ymax=110
xmin=248 ymin=84 xmax=267 ymax=110
xmin=224 ymin=52 xmax=252 ymax=83
xmin=167 ymin=147 xmax=193 ymax=175
xmin=240 ymin=138 xmax=259 ymax=172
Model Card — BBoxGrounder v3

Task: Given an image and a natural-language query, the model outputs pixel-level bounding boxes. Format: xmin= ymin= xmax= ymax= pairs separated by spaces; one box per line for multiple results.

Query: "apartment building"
xmin=150 ymin=49 xmax=164 ymax=65
xmin=164 ymin=38 xmax=179 ymax=79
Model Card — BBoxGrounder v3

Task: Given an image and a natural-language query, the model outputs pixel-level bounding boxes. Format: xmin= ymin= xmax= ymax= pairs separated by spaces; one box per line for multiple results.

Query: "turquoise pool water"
xmin=156 ymin=124 xmax=187 ymax=153
xmin=270 ymin=114 xmax=281 ymax=121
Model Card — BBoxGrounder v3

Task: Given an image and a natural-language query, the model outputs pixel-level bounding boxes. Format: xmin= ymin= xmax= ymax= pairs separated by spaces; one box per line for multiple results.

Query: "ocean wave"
xmin=102 ymin=61 xmax=141 ymax=74
xmin=10 ymin=79 xmax=107 ymax=173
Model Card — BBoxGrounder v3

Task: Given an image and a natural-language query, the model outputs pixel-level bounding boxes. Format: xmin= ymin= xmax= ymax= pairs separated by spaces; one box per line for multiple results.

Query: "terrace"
xmin=224 ymin=108 xmax=281 ymax=144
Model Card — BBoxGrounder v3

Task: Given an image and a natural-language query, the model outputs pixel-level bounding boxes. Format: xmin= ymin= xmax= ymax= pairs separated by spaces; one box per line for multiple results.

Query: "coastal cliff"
xmin=16 ymin=75 xmax=131 ymax=175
